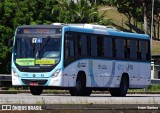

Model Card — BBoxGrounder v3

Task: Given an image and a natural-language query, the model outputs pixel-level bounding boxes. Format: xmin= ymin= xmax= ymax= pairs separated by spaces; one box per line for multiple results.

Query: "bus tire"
xmin=110 ymin=76 xmax=129 ymax=97
xmin=70 ymin=88 xmax=92 ymax=96
xmin=30 ymin=86 xmax=43 ymax=95
xmin=69 ymin=88 xmax=75 ymax=96
xmin=84 ymin=88 xmax=92 ymax=96
xmin=69 ymin=76 xmax=86 ymax=96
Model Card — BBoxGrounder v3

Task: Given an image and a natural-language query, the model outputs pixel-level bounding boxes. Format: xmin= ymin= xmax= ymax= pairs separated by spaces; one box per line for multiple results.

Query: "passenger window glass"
xmin=116 ymin=38 xmax=124 ymax=59
xmin=104 ymin=37 xmax=112 ymax=58
xmin=97 ymin=36 xmax=104 ymax=57
xmin=124 ymin=39 xmax=130 ymax=59
xmin=130 ymin=40 xmax=137 ymax=59
xmin=91 ymin=36 xmax=97 ymax=57
xmin=141 ymin=41 xmax=146 ymax=60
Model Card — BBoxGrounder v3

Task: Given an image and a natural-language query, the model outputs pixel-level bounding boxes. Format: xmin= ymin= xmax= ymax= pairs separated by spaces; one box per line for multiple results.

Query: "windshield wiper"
xmin=40 ymin=36 xmax=50 ymax=51
xmin=36 ymin=36 xmax=50 ymax=58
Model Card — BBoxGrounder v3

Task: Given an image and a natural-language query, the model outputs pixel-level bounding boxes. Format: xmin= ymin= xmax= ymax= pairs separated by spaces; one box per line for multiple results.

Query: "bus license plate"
xmin=30 ymin=82 xmax=38 ymax=86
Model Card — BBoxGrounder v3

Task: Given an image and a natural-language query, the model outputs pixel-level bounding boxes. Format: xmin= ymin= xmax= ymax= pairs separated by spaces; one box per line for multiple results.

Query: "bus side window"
xmin=97 ymin=36 xmax=104 ymax=57
xmin=91 ymin=36 xmax=97 ymax=57
xmin=130 ymin=40 xmax=137 ymax=60
xmin=104 ymin=37 xmax=112 ymax=58
xmin=112 ymin=38 xmax=116 ymax=58
xmin=87 ymin=35 xmax=91 ymax=56
xmin=116 ymin=38 xmax=124 ymax=59
xmin=77 ymin=35 xmax=82 ymax=56
xmin=136 ymin=40 xmax=141 ymax=60
xmin=146 ymin=41 xmax=150 ymax=60
xmin=69 ymin=40 xmax=75 ymax=57
xmin=81 ymin=35 xmax=87 ymax=56
xmin=65 ymin=33 xmax=75 ymax=59
xmin=141 ymin=41 xmax=146 ymax=60
xmin=65 ymin=39 xmax=69 ymax=60
xmin=124 ymin=39 xmax=130 ymax=59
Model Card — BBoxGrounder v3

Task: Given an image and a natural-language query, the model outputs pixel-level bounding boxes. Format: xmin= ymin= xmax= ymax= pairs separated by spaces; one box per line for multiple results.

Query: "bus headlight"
xmin=52 ymin=69 xmax=61 ymax=77
xmin=12 ymin=69 xmax=19 ymax=77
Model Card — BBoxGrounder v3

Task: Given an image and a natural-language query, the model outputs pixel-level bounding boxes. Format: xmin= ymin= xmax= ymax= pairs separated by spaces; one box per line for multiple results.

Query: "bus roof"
xmin=17 ymin=24 xmax=150 ymax=40
xmin=64 ymin=24 xmax=150 ymax=40
xmin=17 ymin=25 xmax=63 ymax=29
xmin=107 ymin=30 xmax=150 ymax=40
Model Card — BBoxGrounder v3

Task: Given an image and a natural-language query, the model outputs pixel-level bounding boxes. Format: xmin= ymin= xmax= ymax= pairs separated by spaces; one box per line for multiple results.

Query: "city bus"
xmin=11 ymin=24 xmax=151 ymax=96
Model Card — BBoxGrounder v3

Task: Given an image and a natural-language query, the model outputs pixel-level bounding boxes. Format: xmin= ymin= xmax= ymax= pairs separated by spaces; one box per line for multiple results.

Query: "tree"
xmin=27 ymin=0 xmax=58 ymax=24
xmin=53 ymin=0 xmax=100 ymax=23
xmin=112 ymin=0 xmax=136 ymax=31
xmin=109 ymin=0 xmax=158 ymax=35
xmin=0 ymin=0 xmax=59 ymax=73
xmin=0 ymin=0 xmax=16 ymax=73
xmin=141 ymin=0 xmax=152 ymax=34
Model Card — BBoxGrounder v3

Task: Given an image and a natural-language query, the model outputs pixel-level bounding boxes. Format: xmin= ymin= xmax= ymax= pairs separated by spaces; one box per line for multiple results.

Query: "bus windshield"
xmin=14 ymin=28 xmax=62 ymax=67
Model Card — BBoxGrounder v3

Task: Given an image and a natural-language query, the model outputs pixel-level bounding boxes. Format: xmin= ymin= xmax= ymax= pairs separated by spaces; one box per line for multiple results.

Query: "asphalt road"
xmin=0 ymin=93 xmax=160 ymax=104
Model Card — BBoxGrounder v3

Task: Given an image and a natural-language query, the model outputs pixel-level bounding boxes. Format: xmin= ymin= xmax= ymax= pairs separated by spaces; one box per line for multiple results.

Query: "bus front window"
xmin=14 ymin=36 xmax=61 ymax=67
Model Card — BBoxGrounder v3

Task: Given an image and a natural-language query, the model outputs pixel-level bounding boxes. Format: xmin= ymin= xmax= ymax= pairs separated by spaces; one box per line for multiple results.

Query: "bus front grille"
xmin=21 ymin=79 xmax=48 ymax=85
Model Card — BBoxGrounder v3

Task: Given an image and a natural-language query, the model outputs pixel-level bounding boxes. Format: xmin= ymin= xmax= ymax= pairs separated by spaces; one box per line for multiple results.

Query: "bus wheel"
xmin=110 ymin=76 xmax=129 ymax=97
xmin=69 ymin=88 xmax=92 ymax=96
xmin=84 ymin=89 xmax=92 ymax=96
xmin=69 ymin=76 xmax=85 ymax=96
xmin=30 ymin=86 xmax=43 ymax=95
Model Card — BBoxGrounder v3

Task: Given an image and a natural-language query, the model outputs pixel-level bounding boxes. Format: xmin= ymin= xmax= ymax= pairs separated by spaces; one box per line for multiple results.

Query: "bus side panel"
xmin=109 ymin=61 xmax=140 ymax=88
xmin=113 ymin=61 xmax=151 ymax=89
xmin=122 ymin=62 xmax=140 ymax=88
xmin=63 ymin=63 xmax=77 ymax=87
xmin=129 ymin=62 xmax=151 ymax=88
xmin=139 ymin=62 xmax=151 ymax=87
xmin=63 ymin=59 xmax=90 ymax=87
xmin=62 ymin=59 xmax=151 ymax=89
xmin=90 ymin=60 xmax=119 ymax=88
xmin=89 ymin=60 xmax=105 ymax=87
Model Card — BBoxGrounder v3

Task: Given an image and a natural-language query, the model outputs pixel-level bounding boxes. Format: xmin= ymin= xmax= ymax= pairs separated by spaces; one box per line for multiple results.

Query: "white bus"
xmin=12 ymin=24 xmax=151 ymax=96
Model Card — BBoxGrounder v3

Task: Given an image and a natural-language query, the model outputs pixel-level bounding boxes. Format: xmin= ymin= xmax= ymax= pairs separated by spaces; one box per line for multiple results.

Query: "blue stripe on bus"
xmin=111 ymin=61 xmax=116 ymax=76
xmin=108 ymin=31 xmax=150 ymax=40
xmin=64 ymin=26 xmax=150 ymax=40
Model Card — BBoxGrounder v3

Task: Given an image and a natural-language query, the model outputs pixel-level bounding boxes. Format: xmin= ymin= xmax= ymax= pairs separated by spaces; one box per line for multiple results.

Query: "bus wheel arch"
xmin=69 ymin=71 xmax=92 ymax=96
xmin=110 ymin=73 xmax=129 ymax=97
xmin=77 ymin=71 xmax=86 ymax=85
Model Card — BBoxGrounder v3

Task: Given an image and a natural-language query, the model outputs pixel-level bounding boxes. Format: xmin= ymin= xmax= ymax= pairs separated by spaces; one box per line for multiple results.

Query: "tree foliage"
xmin=1 ymin=0 xmax=160 ymax=73
xmin=53 ymin=0 xmax=100 ymax=23
xmin=0 ymin=0 xmax=105 ymax=73
xmin=109 ymin=0 xmax=160 ymax=35
xmin=0 ymin=0 xmax=59 ymax=73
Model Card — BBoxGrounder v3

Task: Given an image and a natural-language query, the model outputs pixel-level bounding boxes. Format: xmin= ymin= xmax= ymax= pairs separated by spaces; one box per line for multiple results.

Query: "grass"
xmin=152 ymin=40 xmax=160 ymax=54
xmin=129 ymin=84 xmax=160 ymax=93
xmin=147 ymin=84 xmax=160 ymax=91
xmin=98 ymin=6 xmax=143 ymax=33
xmin=2 ymin=84 xmax=160 ymax=94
